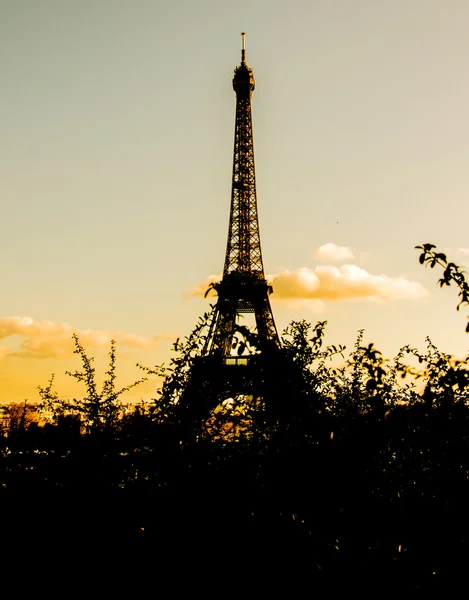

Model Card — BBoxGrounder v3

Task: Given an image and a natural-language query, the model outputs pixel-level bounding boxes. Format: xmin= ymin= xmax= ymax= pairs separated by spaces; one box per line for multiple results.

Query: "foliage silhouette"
xmin=416 ymin=242 xmax=469 ymax=332
xmin=38 ymin=333 xmax=148 ymax=432
xmin=2 ymin=259 xmax=469 ymax=588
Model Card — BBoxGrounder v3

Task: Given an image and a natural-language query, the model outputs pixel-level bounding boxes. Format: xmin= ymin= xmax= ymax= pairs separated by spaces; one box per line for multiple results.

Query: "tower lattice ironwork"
xmin=203 ymin=34 xmax=280 ymax=359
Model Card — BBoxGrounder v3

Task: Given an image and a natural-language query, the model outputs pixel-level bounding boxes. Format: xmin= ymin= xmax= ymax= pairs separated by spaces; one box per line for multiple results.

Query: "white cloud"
xmin=271 ymin=265 xmax=427 ymax=302
xmin=193 ymin=264 xmax=427 ymax=307
xmin=458 ymin=248 xmax=469 ymax=255
xmin=313 ymin=243 xmax=354 ymax=262
xmin=0 ymin=317 xmax=159 ymax=359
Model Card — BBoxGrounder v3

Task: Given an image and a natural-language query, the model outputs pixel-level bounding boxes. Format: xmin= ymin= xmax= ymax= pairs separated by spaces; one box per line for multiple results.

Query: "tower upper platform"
xmin=233 ymin=32 xmax=255 ymax=95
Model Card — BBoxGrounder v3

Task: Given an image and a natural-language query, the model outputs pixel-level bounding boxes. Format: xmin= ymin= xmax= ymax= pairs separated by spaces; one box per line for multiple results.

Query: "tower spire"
xmin=241 ymin=31 xmax=246 ymax=65
xmin=202 ymin=37 xmax=280 ymax=359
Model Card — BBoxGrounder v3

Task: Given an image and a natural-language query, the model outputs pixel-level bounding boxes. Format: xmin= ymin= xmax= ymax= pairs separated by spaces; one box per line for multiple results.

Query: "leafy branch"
xmin=39 ymin=334 xmax=148 ymax=431
xmin=416 ymin=243 xmax=469 ymax=332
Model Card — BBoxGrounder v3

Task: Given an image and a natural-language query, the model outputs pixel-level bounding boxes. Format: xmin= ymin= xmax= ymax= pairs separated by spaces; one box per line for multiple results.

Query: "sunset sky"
xmin=2 ymin=0 xmax=469 ymax=404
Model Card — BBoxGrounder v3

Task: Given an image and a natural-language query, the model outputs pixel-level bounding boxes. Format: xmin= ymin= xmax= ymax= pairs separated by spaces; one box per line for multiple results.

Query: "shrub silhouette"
xmin=1 ymin=244 xmax=468 ymax=588
xmin=38 ymin=333 xmax=148 ymax=432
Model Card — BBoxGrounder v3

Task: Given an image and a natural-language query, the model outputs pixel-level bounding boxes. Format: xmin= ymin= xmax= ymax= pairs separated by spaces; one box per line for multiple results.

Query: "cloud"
xmin=191 ymin=274 xmax=221 ymax=298
xmin=0 ymin=317 xmax=159 ymax=359
xmin=313 ymin=243 xmax=354 ymax=262
xmin=458 ymin=248 xmax=469 ymax=256
xmin=270 ymin=265 xmax=427 ymax=303
xmin=193 ymin=264 xmax=427 ymax=308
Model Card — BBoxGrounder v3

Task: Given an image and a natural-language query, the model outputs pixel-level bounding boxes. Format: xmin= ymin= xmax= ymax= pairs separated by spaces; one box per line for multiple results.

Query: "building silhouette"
xmin=202 ymin=33 xmax=280 ymax=365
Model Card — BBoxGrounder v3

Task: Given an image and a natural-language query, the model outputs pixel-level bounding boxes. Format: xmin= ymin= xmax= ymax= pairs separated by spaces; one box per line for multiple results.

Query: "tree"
xmin=1 ymin=401 xmax=38 ymax=436
xmin=38 ymin=334 xmax=148 ymax=432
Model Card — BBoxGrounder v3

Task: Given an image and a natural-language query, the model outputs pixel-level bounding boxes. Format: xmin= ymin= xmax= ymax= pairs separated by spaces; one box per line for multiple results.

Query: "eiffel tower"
xmin=172 ymin=35 xmax=283 ymax=425
xmin=202 ymin=33 xmax=280 ymax=362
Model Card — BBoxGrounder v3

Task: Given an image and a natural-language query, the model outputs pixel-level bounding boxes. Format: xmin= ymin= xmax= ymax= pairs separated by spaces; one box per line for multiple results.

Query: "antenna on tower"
xmin=241 ymin=32 xmax=246 ymax=64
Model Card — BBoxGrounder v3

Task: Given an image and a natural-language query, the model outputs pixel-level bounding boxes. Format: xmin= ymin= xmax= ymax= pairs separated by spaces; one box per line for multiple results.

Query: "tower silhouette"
xmin=202 ymin=33 xmax=280 ymax=361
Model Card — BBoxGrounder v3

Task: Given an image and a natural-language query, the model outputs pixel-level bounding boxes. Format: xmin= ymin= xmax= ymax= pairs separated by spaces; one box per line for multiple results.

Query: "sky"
xmin=2 ymin=0 xmax=469 ymax=404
